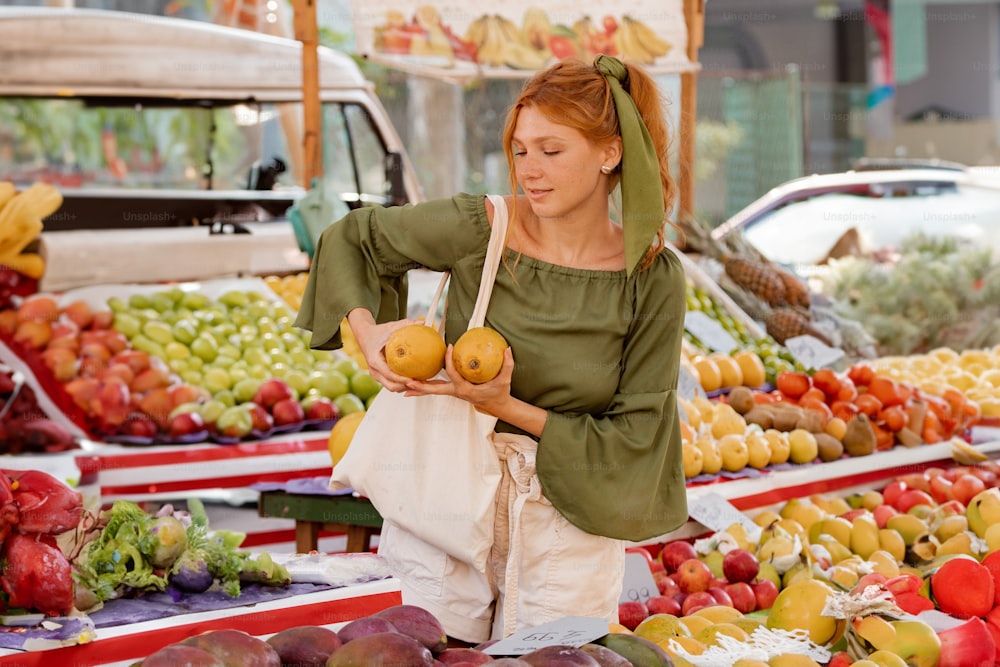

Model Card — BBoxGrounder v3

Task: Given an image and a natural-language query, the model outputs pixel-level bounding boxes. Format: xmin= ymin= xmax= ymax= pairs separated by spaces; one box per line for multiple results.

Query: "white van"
xmin=0 ymin=7 xmax=424 ymax=289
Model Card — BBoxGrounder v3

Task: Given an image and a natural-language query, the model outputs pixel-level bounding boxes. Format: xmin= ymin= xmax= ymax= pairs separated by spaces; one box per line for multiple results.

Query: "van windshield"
xmin=0 ymin=97 xmax=391 ymax=204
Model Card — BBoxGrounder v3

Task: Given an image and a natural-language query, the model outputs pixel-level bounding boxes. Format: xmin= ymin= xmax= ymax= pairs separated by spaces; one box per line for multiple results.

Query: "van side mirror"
xmin=386 ymin=151 xmax=407 ymax=206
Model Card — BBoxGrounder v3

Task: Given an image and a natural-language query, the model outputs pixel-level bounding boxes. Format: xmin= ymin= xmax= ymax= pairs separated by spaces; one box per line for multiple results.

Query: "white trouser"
xmin=378 ymin=432 xmax=625 ymax=642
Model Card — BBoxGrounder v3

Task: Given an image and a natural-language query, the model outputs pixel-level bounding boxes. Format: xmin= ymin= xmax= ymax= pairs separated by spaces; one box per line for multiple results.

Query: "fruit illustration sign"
xmin=348 ymin=1 xmax=695 ymax=80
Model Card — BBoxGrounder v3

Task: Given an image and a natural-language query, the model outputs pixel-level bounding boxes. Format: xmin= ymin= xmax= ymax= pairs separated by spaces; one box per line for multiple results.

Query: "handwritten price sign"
xmin=619 ymin=552 xmax=659 ymax=604
xmin=483 ymin=616 xmax=609 ymax=655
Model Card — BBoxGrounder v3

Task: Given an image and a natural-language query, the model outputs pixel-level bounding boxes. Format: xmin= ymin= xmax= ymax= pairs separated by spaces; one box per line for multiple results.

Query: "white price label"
xmin=687 ymin=492 xmax=762 ymax=543
xmin=619 ymin=552 xmax=660 ymax=604
xmin=483 ymin=616 xmax=609 ymax=655
xmin=784 ymin=334 xmax=845 ymax=370
xmin=677 ymin=366 xmax=706 ymax=401
xmin=684 ymin=311 xmax=739 ymax=354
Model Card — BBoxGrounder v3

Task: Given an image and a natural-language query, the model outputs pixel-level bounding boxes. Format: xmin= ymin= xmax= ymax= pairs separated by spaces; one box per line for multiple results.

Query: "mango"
xmin=578 ymin=643 xmax=632 ymax=666
xmin=373 ymin=604 xmax=448 ymax=654
xmin=337 ymin=615 xmax=397 ymax=643
xmin=326 ymin=631 xmax=433 ymax=666
xmin=593 ymin=632 xmax=674 ymax=666
xmin=436 ymin=647 xmax=494 ymax=665
xmin=520 ymin=645 xmax=602 ymax=665
xmin=453 ymin=327 xmax=508 ymax=384
xmin=264 ymin=625 xmax=340 ymax=666
xmin=139 ymin=645 xmax=223 ymax=666
xmin=766 ymin=579 xmax=844 ymax=645
xmin=180 ymin=629 xmax=280 ymax=666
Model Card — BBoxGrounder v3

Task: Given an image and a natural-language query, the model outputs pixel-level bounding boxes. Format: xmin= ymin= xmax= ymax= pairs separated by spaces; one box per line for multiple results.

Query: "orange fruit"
xmin=692 ymin=356 xmax=722 ymax=393
xmin=384 ymin=324 xmax=446 ymax=380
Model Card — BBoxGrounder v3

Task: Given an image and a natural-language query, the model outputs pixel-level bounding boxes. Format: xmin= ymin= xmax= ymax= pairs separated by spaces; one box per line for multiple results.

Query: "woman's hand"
xmin=404 ymin=345 xmax=516 ymax=418
xmin=347 ymin=308 xmax=421 ymax=393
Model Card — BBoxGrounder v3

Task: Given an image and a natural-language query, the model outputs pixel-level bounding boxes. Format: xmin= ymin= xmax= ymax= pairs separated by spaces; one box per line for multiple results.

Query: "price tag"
xmin=483 ymin=616 xmax=609 ymax=655
xmin=784 ymin=334 xmax=845 ymax=370
xmin=677 ymin=365 xmax=706 ymax=401
xmin=619 ymin=552 xmax=659 ymax=604
xmin=684 ymin=311 xmax=739 ymax=353
xmin=687 ymin=492 xmax=762 ymax=543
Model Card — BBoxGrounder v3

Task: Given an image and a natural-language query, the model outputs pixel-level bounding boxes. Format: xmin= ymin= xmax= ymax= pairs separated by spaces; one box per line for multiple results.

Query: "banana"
xmin=613 ymin=20 xmax=654 ymax=65
xmin=476 ymin=16 xmax=507 ymax=67
xmin=494 ymin=14 xmax=524 ymax=46
xmin=0 ymin=182 xmax=61 ymax=260
xmin=623 ymin=15 xmax=672 ymax=58
xmin=503 ymin=41 xmax=550 ymax=70
xmin=950 ymin=437 xmax=988 ymax=464
xmin=0 ymin=182 xmax=16 ymax=211
xmin=0 ymin=251 xmax=45 ymax=279
xmin=464 ymin=15 xmax=489 ymax=48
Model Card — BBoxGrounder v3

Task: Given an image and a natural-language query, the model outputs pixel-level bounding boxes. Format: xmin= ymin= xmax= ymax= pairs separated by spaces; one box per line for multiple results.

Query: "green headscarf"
xmin=595 ymin=55 xmax=665 ymax=276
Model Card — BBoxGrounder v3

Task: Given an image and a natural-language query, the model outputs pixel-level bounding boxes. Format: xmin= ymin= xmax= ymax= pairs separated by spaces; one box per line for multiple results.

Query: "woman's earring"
xmin=600 ymin=164 xmax=613 ymax=175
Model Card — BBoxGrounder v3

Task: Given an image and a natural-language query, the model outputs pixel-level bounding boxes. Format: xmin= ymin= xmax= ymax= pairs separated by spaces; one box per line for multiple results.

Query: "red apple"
xmin=937 ymin=617 xmax=996 ymax=667
xmin=827 ymin=651 xmax=854 ymax=667
xmin=169 ymin=383 xmax=209 ymax=409
xmin=871 ymin=503 xmax=898 ymax=529
xmin=271 ymin=397 xmax=305 ymax=426
xmin=655 ymin=572 xmax=680 ymax=598
xmin=680 ymin=591 xmax=716 ymax=616
xmin=708 ymin=587 xmax=733 ymax=607
xmin=675 ymin=558 xmax=713 ymax=594
xmin=168 ymin=410 xmax=206 ymax=439
xmin=303 ymin=395 xmax=339 ymax=421
xmin=130 ymin=366 xmax=172 ymax=394
xmin=120 ymin=412 xmax=158 ymax=439
xmin=894 ymin=489 xmax=936 ymax=514
xmin=722 ymin=548 xmax=760 ymax=584
xmin=617 ymin=600 xmax=648 ymax=631
xmin=981 ymin=550 xmax=1000 ymax=606
xmin=111 ymin=350 xmax=151 ymax=375
xmin=90 ymin=379 xmax=131 ymax=427
xmin=724 ymin=581 xmax=757 ymax=614
xmin=645 ymin=595 xmax=681 ymax=616
xmin=253 ymin=378 xmax=294 ymax=409
xmin=931 ymin=556 xmax=994 ymax=619
xmin=751 ymin=578 xmax=779 ymax=611
xmin=659 ymin=540 xmax=698 ymax=574
xmin=245 ymin=402 xmax=275 ymax=433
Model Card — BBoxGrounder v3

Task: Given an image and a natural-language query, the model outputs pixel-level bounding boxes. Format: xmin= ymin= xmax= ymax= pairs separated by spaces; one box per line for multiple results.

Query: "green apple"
xmin=233 ymin=377 xmax=263 ymax=404
xmin=164 ymin=341 xmax=191 ymax=360
xmin=180 ymin=292 xmax=210 ymax=310
xmin=172 ymin=320 xmax=199 ymax=345
xmin=180 ymin=369 xmax=203 ymax=385
xmin=310 ymin=369 xmax=350 ymax=399
xmin=142 ymin=320 xmax=175 ymax=346
xmin=198 ymin=399 xmax=228 ymax=425
xmin=113 ymin=312 xmax=142 ymax=338
xmin=216 ymin=405 xmax=253 ymax=438
xmin=203 ymin=367 xmax=233 ymax=394
xmin=218 ymin=290 xmax=250 ymax=309
xmin=131 ymin=334 xmax=166 ymax=360
xmin=190 ymin=334 xmax=219 ymax=362
xmin=330 ymin=356 xmax=359 ymax=379
xmin=349 ymin=370 xmax=381 ymax=402
xmin=333 ymin=393 xmax=366 ymax=416
xmin=283 ymin=369 xmax=311 ymax=399
xmin=128 ymin=293 xmax=153 ymax=310
xmin=213 ymin=389 xmax=237 ymax=408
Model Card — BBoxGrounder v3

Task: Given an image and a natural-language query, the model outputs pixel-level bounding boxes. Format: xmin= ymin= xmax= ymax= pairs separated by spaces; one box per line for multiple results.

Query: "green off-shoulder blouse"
xmin=294 ymin=193 xmax=688 ymax=541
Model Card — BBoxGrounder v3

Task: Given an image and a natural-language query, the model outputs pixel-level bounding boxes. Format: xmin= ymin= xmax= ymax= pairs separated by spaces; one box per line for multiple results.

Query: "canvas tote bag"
xmin=329 ymin=194 xmax=510 ymax=571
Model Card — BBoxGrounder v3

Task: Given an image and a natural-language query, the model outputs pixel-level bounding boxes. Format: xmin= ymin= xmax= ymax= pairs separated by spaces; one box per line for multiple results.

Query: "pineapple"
xmin=723 ymin=255 xmax=787 ymax=307
xmin=766 ymin=307 xmax=832 ymax=346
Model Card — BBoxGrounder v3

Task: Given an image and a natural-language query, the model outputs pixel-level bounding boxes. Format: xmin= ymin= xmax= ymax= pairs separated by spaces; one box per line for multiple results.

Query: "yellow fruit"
xmin=787 ymin=428 xmax=819 ymax=464
xmin=677 ymin=614 xmax=712 ymax=637
xmin=327 ymin=411 xmax=366 ymax=466
xmin=765 ymin=429 xmax=791 ymax=465
xmin=766 ymin=578 xmax=844 ymax=645
xmin=691 ymin=605 xmax=743 ymax=624
xmin=718 ymin=433 xmax=749 ymax=472
xmin=824 ymin=417 xmax=847 ymax=441
xmin=695 ymin=622 xmax=748 ymax=646
xmin=754 ymin=510 xmax=782 ymax=528
xmin=384 ymin=324 xmax=446 ymax=380
xmin=711 ymin=403 xmax=747 ymax=438
xmin=711 ymin=354 xmax=744 ymax=389
xmin=745 ymin=430 xmax=772 ymax=469
xmin=768 ymin=655 xmax=822 ymax=667
xmin=452 ymin=326 xmax=508 ymax=383
xmin=634 ymin=613 xmax=691 ymax=643
xmin=681 ymin=443 xmax=703 ymax=478
xmin=608 ymin=622 xmax=633 ymax=634
xmin=693 ymin=356 xmax=722 ymax=393
xmin=695 ymin=435 xmax=722 ymax=475
xmin=734 ymin=350 xmax=767 ymax=387
xmin=660 ymin=635 xmax=705 ymax=657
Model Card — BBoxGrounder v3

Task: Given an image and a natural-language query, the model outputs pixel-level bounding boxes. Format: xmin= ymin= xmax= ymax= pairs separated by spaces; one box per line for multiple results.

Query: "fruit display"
xmin=373 ymin=7 xmax=479 ymax=63
xmin=677 ymin=358 xmax=986 ymax=481
xmin=684 ymin=281 xmax=806 ymax=389
xmin=678 ymin=215 xmax=880 ymax=364
xmin=0 ymin=282 xmax=378 ymax=444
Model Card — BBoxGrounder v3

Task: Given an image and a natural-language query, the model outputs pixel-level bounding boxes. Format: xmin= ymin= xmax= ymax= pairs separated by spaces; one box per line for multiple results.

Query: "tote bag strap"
xmin=425 ymin=194 xmax=509 ymax=334
xmin=468 ymin=194 xmax=509 ymax=329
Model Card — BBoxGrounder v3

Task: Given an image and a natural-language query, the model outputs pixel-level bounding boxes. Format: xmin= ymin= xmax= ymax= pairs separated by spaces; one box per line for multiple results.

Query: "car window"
xmin=742 ymin=183 xmax=1000 ymax=268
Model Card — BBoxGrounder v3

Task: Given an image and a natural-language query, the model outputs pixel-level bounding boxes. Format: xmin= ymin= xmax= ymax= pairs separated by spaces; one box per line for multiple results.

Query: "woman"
xmin=295 ymin=55 xmax=688 ymax=642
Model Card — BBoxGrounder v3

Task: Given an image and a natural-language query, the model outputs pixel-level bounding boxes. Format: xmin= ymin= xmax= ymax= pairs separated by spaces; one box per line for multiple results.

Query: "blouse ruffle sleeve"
xmin=534 ymin=248 xmax=689 ymax=541
xmin=294 ymin=194 xmax=489 ymax=349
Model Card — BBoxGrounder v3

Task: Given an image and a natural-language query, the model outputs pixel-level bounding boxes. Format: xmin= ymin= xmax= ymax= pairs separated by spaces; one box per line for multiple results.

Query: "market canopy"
xmin=347 ymin=0 xmax=699 ymax=82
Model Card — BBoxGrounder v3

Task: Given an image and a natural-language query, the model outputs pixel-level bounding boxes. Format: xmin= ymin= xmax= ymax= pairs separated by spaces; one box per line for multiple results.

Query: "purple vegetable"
xmin=169 ymin=552 xmax=214 ymax=593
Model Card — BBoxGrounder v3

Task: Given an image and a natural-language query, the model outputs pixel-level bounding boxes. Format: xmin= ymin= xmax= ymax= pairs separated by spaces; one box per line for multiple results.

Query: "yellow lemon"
xmin=711 ymin=353 xmax=744 ymax=389
xmin=693 ymin=356 xmax=722 ymax=393
xmin=327 ymin=411 xmax=366 ymax=466
xmin=733 ymin=349 xmax=768 ymax=387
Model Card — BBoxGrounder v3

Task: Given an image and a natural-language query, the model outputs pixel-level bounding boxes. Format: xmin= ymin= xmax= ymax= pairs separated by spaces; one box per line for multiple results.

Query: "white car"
xmin=711 ymin=160 xmax=1000 ymax=271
